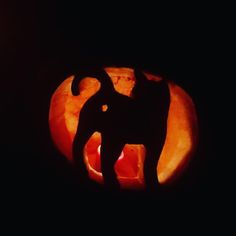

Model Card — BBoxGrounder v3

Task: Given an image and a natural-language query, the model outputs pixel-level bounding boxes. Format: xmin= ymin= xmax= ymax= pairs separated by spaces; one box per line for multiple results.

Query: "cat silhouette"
xmin=71 ymin=67 xmax=170 ymax=190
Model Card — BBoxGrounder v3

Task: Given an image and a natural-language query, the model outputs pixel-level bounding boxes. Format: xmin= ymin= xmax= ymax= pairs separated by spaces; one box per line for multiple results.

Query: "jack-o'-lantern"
xmin=49 ymin=67 xmax=198 ymax=189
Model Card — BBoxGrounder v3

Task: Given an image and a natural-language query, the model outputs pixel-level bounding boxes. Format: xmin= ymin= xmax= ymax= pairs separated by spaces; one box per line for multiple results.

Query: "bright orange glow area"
xmin=83 ymin=132 xmax=145 ymax=189
xmin=49 ymin=67 xmax=198 ymax=189
xmin=101 ymin=105 xmax=108 ymax=112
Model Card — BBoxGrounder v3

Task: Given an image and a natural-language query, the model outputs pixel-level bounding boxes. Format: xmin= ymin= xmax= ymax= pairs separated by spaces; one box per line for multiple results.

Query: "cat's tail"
xmin=71 ymin=67 xmax=115 ymax=96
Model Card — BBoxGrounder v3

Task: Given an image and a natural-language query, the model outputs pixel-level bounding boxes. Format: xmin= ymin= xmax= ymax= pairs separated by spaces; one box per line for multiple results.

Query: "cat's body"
xmin=72 ymin=68 xmax=170 ymax=190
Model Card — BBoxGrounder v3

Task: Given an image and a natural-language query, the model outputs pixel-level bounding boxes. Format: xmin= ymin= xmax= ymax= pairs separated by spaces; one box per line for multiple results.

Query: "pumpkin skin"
xmin=49 ymin=67 xmax=198 ymax=189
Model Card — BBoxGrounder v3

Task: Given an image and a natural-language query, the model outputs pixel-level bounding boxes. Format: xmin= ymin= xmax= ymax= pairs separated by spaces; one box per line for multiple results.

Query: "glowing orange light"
xmin=49 ymin=67 xmax=198 ymax=189
xmin=101 ymin=104 xmax=108 ymax=112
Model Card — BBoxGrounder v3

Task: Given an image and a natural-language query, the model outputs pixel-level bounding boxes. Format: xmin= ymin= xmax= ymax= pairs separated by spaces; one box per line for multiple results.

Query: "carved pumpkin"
xmin=49 ymin=67 xmax=198 ymax=189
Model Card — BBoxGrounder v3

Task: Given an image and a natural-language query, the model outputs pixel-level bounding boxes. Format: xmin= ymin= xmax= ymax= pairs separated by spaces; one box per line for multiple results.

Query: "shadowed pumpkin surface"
xmin=49 ymin=67 xmax=198 ymax=189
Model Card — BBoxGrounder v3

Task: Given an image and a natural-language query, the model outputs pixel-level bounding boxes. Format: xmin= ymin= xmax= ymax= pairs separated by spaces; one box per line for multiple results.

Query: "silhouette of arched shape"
xmin=72 ymin=67 xmax=170 ymax=191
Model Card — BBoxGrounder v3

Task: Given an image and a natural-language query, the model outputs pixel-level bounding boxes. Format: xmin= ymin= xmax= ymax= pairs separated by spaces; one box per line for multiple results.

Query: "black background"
xmin=1 ymin=0 xmax=230 ymax=225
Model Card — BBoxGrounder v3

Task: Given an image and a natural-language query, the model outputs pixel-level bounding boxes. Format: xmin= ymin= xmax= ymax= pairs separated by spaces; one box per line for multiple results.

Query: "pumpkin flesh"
xmin=49 ymin=67 xmax=198 ymax=189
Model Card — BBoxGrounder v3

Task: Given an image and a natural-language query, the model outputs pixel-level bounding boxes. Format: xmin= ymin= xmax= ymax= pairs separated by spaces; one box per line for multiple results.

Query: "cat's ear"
xmin=134 ymin=68 xmax=147 ymax=83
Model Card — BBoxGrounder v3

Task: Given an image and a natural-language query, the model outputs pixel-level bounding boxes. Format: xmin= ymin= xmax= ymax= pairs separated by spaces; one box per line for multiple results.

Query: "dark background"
xmin=1 ymin=0 xmax=230 ymax=222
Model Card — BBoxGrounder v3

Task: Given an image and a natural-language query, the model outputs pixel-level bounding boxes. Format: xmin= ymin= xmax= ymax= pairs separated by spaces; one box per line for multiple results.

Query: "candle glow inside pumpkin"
xmin=49 ymin=67 xmax=198 ymax=189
